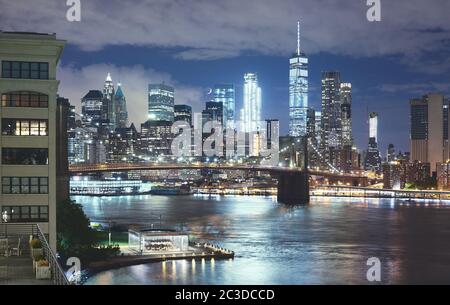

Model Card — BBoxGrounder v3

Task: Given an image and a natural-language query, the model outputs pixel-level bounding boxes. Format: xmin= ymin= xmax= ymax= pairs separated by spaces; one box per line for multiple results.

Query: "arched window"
xmin=1 ymin=91 xmax=48 ymax=108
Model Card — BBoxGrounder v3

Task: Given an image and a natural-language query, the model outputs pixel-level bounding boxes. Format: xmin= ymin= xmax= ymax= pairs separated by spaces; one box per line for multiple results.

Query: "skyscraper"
xmin=81 ymin=90 xmax=104 ymax=128
xmin=241 ymin=73 xmax=262 ymax=133
xmin=320 ymin=71 xmax=342 ymax=155
xmin=306 ymin=108 xmax=316 ymax=139
xmin=148 ymin=83 xmax=175 ymax=122
xmin=387 ymin=144 xmax=396 ymax=162
xmin=174 ymin=104 xmax=193 ymax=126
xmin=114 ymin=83 xmax=128 ymax=128
xmin=213 ymin=84 xmax=235 ymax=129
xmin=410 ymin=93 xmax=447 ymax=174
xmin=340 ymin=83 xmax=352 ymax=147
xmin=103 ymin=73 xmax=115 ymax=130
xmin=364 ymin=112 xmax=382 ymax=172
xmin=289 ymin=22 xmax=309 ymax=137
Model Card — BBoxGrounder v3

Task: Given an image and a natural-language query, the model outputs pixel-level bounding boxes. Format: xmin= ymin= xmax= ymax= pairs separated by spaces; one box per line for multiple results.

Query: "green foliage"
xmin=57 ymin=199 xmax=96 ymax=253
xmin=406 ymin=177 xmax=438 ymax=190
xmin=57 ymin=199 xmax=122 ymax=263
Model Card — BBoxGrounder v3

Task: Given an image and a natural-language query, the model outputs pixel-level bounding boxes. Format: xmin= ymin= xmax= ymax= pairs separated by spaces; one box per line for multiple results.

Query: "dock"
xmin=87 ymin=242 xmax=234 ymax=275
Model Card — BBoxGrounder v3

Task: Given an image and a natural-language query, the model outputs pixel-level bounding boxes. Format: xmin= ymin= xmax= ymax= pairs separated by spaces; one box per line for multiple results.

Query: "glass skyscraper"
xmin=241 ymin=73 xmax=262 ymax=133
xmin=289 ymin=22 xmax=309 ymax=137
xmin=340 ymin=83 xmax=353 ymax=147
xmin=213 ymin=84 xmax=235 ymax=129
xmin=320 ymin=71 xmax=342 ymax=150
xmin=364 ymin=112 xmax=382 ymax=172
xmin=148 ymin=83 xmax=175 ymax=122
xmin=114 ymin=83 xmax=128 ymax=128
xmin=103 ymin=73 xmax=116 ymax=131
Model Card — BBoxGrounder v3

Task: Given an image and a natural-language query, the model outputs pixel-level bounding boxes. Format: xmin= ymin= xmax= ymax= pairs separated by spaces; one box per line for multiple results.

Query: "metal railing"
xmin=0 ymin=223 xmax=70 ymax=285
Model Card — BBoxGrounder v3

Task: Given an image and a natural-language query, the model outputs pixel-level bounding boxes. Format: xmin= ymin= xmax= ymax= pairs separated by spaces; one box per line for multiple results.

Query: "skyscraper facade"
xmin=81 ymin=90 xmax=105 ymax=128
xmin=306 ymin=108 xmax=316 ymax=139
xmin=174 ymin=104 xmax=193 ymax=126
xmin=241 ymin=73 xmax=262 ymax=133
xmin=103 ymin=73 xmax=115 ymax=130
xmin=320 ymin=71 xmax=342 ymax=154
xmin=289 ymin=22 xmax=309 ymax=137
xmin=148 ymin=83 xmax=175 ymax=122
xmin=410 ymin=93 xmax=447 ymax=174
xmin=364 ymin=112 xmax=382 ymax=172
xmin=114 ymin=83 xmax=128 ymax=128
xmin=340 ymin=83 xmax=352 ymax=147
xmin=213 ymin=84 xmax=235 ymax=129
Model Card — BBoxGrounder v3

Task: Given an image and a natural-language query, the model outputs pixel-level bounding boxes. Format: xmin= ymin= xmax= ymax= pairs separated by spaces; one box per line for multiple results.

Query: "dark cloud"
xmin=1 ymin=0 xmax=449 ymax=65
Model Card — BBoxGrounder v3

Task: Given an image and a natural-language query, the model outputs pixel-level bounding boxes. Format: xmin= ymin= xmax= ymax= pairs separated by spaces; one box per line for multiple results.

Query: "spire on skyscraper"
xmin=106 ymin=72 xmax=112 ymax=82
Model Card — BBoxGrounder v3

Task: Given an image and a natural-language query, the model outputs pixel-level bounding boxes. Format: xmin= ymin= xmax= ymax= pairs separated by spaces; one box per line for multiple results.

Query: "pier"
xmin=87 ymin=241 xmax=234 ymax=274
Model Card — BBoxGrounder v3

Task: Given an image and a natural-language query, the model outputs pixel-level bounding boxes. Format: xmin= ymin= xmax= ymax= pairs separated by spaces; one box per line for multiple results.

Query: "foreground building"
xmin=0 ymin=31 xmax=66 ymax=251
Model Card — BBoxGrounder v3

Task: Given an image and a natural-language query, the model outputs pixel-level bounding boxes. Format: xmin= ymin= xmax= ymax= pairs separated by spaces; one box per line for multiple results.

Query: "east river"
xmin=75 ymin=194 xmax=450 ymax=284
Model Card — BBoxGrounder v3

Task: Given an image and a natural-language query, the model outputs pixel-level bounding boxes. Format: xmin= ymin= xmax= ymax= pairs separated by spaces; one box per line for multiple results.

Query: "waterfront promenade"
xmin=312 ymin=185 xmax=450 ymax=200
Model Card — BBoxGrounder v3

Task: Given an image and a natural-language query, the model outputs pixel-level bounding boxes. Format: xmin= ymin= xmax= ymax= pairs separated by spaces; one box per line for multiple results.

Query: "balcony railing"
xmin=0 ymin=223 xmax=70 ymax=285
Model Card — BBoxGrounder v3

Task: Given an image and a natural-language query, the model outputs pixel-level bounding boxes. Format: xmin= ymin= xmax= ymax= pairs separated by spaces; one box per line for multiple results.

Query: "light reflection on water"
xmin=76 ymin=195 xmax=450 ymax=284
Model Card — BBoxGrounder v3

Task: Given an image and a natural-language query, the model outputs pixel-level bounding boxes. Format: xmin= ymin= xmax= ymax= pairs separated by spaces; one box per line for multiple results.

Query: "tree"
xmin=57 ymin=199 xmax=96 ymax=257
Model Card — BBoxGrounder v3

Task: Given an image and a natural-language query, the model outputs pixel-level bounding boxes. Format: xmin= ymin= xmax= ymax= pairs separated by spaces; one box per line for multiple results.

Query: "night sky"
xmin=1 ymin=0 xmax=450 ymax=155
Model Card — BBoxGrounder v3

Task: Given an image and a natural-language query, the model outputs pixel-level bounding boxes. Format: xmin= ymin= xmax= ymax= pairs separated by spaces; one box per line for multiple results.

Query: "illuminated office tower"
xmin=148 ymin=83 xmax=175 ymax=122
xmin=306 ymin=108 xmax=316 ymax=139
xmin=320 ymin=71 xmax=342 ymax=159
xmin=114 ymin=83 xmax=128 ymax=128
xmin=315 ymin=111 xmax=322 ymax=146
xmin=289 ymin=21 xmax=309 ymax=137
xmin=410 ymin=93 xmax=446 ymax=174
xmin=81 ymin=90 xmax=104 ymax=128
xmin=174 ymin=104 xmax=192 ymax=126
xmin=103 ymin=73 xmax=116 ymax=130
xmin=340 ymin=83 xmax=352 ymax=147
xmin=241 ymin=73 xmax=262 ymax=133
xmin=364 ymin=112 xmax=382 ymax=172
xmin=213 ymin=84 xmax=235 ymax=129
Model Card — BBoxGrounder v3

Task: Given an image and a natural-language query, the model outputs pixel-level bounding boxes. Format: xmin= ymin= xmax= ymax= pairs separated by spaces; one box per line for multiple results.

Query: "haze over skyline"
xmin=2 ymin=0 xmax=450 ymax=153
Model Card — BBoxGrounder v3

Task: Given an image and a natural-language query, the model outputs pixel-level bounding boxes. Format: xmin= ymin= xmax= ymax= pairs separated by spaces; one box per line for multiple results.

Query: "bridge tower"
xmin=277 ymin=137 xmax=310 ymax=205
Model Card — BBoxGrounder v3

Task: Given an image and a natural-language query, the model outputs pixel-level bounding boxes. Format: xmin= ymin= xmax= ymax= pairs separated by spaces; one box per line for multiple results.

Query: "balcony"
xmin=0 ymin=224 xmax=69 ymax=285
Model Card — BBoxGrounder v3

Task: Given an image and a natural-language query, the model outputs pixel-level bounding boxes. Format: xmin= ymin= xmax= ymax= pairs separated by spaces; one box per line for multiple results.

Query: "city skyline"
xmin=3 ymin=0 xmax=450 ymax=288
xmin=2 ymin=1 xmax=447 ymax=154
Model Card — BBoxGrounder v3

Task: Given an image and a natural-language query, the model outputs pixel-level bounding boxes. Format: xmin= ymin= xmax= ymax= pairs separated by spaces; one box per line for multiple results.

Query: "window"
xmin=2 ymin=177 xmax=49 ymax=194
xmin=1 ymin=148 xmax=48 ymax=165
xmin=1 ymin=61 xmax=49 ymax=79
xmin=2 ymin=119 xmax=48 ymax=136
xmin=1 ymin=206 xmax=49 ymax=223
xmin=1 ymin=91 xmax=48 ymax=108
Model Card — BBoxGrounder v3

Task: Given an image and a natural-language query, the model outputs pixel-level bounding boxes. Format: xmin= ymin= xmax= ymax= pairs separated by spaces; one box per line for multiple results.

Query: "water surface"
xmin=75 ymin=195 xmax=450 ymax=284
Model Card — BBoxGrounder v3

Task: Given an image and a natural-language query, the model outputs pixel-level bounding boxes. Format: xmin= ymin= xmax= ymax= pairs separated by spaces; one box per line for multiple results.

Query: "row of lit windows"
xmin=1 ymin=206 xmax=48 ymax=223
xmin=1 ymin=91 xmax=48 ymax=108
xmin=1 ymin=61 xmax=49 ymax=80
xmin=2 ymin=177 xmax=48 ymax=194
xmin=2 ymin=119 xmax=48 ymax=136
